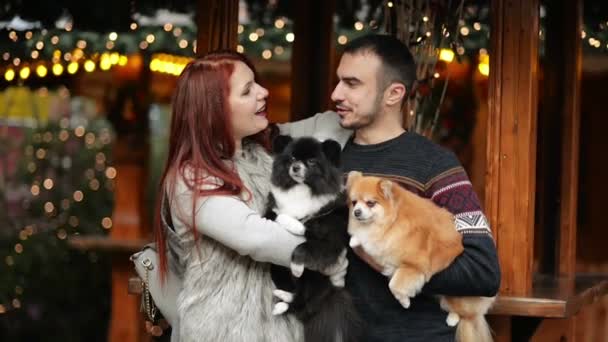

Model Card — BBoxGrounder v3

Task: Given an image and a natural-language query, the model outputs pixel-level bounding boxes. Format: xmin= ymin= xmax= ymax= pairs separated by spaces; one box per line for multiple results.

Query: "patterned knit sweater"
xmin=341 ymin=131 xmax=500 ymax=342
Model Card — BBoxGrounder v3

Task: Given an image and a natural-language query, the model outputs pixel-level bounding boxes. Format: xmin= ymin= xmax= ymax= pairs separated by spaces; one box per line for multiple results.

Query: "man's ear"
xmin=321 ymin=139 xmax=341 ymax=166
xmin=384 ymin=82 xmax=406 ymax=107
xmin=272 ymin=135 xmax=293 ymax=154
xmin=378 ymin=179 xmax=393 ymax=200
xmin=346 ymin=171 xmax=363 ymax=190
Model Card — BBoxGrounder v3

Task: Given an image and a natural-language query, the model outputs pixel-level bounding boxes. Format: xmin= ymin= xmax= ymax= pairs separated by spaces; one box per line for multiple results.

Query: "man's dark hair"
xmin=343 ymin=34 xmax=416 ymax=96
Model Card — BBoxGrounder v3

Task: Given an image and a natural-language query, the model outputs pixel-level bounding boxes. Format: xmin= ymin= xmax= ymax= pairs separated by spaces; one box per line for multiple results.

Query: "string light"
xmin=354 ymin=22 xmax=364 ymax=31
xmin=73 ymin=191 xmax=84 ymax=202
xmin=101 ymin=217 xmax=113 ymax=229
xmin=4 ymin=69 xmax=15 ymax=81
xmin=52 ymin=63 xmax=64 ymax=76
xmin=285 ymin=33 xmax=295 ymax=42
xmin=164 ymin=23 xmax=173 ymax=32
xmin=238 ymin=25 xmax=244 ymax=34
xmin=84 ymin=60 xmax=96 ymax=72
xmin=36 ymin=64 xmax=48 ymax=77
xmin=19 ymin=67 xmax=30 ymax=80
xmin=439 ymin=49 xmax=455 ymax=63
xmin=130 ymin=22 xmax=138 ymax=30
xmin=67 ymin=62 xmax=79 ymax=74
xmin=338 ymin=35 xmax=348 ymax=45
xmin=274 ymin=19 xmax=285 ymax=29
xmin=262 ymin=49 xmax=272 ymax=59
xmin=249 ymin=33 xmax=259 ymax=42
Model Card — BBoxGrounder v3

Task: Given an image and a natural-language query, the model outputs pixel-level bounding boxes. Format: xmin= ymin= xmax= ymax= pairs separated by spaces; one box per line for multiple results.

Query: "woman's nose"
xmin=258 ymin=86 xmax=269 ymax=99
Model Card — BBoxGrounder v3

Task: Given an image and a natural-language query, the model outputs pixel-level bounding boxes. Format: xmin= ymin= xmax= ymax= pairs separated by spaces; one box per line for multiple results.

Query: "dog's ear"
xmin=321 ymin=139 xmax=341 ymax=166
xmin=272 ymin=135 xmax=293 ymax=154
xmin=378 ymin=179 xmax=393 ymax=200
xmin=346 ymin=171 xmax=363 ymax=190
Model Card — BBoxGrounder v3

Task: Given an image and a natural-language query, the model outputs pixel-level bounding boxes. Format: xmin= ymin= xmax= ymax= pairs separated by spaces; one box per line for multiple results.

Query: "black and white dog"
xmin=264 ymin=136 xmax=362 ymax=342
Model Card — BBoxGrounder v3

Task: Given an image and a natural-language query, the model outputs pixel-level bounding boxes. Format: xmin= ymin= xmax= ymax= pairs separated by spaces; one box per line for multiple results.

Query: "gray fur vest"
xmin=172 ymin=143 xmax=303 ymax=342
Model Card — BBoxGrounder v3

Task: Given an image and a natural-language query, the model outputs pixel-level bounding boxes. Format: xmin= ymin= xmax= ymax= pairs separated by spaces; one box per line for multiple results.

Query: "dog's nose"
xmin=292 ymin=164 xmax=301 ymax=172
xmin=354 ymin=208 xmax=362 ymax=218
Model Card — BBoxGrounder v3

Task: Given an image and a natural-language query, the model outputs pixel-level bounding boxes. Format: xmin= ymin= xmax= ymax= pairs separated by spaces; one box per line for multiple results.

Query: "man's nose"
xmin=331 ymin=83 xmax=343 ymax=102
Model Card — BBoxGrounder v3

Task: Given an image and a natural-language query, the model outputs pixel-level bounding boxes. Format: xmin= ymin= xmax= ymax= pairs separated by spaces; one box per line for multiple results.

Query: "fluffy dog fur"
xmin=346 ymin=171 xmax=495 ymax=342
xmin=264 ymin=136 xmax=362 ymax=342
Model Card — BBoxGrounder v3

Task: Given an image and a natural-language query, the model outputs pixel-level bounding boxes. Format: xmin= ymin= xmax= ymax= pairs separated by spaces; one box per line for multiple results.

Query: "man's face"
xmin=331 ymin=52 xmax=384 ymax=129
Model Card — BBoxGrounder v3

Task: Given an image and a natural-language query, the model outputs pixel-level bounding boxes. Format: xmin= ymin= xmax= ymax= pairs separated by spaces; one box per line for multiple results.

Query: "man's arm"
xmin=275 ymin=111 xmax=352 ymax=148
xmin=421 ymin=153 xmax=501 ymax=297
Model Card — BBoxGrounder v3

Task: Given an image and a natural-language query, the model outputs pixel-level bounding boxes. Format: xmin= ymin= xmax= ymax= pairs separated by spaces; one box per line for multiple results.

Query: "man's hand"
xmin=352 ymin=245 xmax=386 ymax=274
xmin=319 ymin=249 xmax=349 ymax=287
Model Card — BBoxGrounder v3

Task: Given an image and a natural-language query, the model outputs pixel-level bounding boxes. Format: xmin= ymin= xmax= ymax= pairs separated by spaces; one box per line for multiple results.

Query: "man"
xmin=280 ymin=34 xmax=500 ymax=341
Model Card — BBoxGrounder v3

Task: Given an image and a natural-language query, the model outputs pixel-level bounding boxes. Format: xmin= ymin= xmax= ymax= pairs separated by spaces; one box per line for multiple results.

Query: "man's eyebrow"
xmin=340 ymin=77 xmax=361 ymax=83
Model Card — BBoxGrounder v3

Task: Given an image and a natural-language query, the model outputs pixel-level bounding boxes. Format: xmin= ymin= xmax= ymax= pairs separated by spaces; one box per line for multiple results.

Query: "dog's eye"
xmin=290 ymin=157 xmax=296 ymax=162
xmin=365 ymin=201 xmax=376 ymax=208
xmin=350 ymin=200 xmax=357 ymax=206
xmin=306 ymin=159 xmax=317 ymax=166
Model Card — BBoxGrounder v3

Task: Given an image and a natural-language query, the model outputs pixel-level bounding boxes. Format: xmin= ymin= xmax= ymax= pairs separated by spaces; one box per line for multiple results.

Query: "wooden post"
xmin=290 ymin=0 xmax=336 ymax=120
xmin=486 ymin=0 xmax=539 ymax=296
xmin=557 ymin=0 xmax=582 ymax=276
xmin=195 ymin=0 xmax=239 ymax=56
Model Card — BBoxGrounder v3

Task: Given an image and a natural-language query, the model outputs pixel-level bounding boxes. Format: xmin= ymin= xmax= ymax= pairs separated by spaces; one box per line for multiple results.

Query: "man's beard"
xmin=338 ymin=95 xmax=382 ymax=130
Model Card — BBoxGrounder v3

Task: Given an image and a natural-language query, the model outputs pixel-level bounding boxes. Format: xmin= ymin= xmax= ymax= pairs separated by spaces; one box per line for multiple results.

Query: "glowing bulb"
xmin=52 ymin=63 xmax=64 ymax=76
xmin=36 ymin=65 xmax=47 ymax=77
xmin=4 ymin=69 xmax=15 ymax=81
xmin=84 ymin=60 xmax=96 ymax=72
xmin=19 ymin=67 xmax=30 ymax=79
xmin=439 ymin=49 xmax=455 ymax=63
xmin=67 ymin=62 xmax=79 ymax=74
xmin=285 ymin=33 xmax=295 ymax=42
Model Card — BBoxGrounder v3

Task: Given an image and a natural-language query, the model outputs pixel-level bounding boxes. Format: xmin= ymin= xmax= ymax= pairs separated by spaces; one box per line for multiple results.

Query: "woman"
xmin=151 ymin=51 xmax=346 ymax=342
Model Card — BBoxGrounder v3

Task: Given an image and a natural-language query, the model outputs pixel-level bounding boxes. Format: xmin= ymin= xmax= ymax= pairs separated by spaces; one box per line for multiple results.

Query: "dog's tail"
xmin=455 ymin=315 xmax=493 ymax=342
xmin=303 ymin=289 xmax=362 ymax=342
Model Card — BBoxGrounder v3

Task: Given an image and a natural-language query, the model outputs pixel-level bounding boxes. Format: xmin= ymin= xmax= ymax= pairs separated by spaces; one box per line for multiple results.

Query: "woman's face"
xmin=229 ymin=61 xmax=269 ymax=143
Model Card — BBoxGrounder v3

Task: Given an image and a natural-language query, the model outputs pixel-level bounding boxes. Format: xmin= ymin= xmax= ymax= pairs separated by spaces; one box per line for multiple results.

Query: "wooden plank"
xmin=195 ymin=0 xmax=239 ymax=56
xmin=486 ymin=0 xmax=539 ymax=296
xmin=290 ymin=0 xmax=336 ymax=120
xmin=67 ymin=236 xmax=148 ymax=254
xmin=489 ymin=274 xmax=608 ymax=318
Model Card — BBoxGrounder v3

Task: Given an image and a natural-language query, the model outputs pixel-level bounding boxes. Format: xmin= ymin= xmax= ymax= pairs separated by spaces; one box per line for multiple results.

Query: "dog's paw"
xmin=349 ymin=236 xmax=361 ymax=248
xmin=273 ymin=289 xmax=294 ymax=303
xmin=290 ymin=262 xmax=305 ymax=277
xmin=446 ymin=312 xmax=460 ymax=327
xmin=276 ymin=214 xmax=306 ymax=235
xmin=394 ymin=292 xmax=411 ymax=309
xmin=272 ymin=302 xmax=290 ymax=315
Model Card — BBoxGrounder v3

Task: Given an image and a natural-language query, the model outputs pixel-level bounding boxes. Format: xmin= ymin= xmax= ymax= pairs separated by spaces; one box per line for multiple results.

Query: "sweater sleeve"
xmin=276 ymin=111 xmax=352 ymax=148
xmin=421 ymin=152 xmax=501 ymax=297
xmin=171 ymin=176 xmax=305 ymax=268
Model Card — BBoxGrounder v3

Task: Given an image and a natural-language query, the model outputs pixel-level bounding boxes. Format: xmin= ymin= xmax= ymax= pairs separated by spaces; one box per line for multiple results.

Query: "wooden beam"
xmin=557 ymin=0 xmax=582 ymax=276
xmin=290 ymin=0 xmax=336 ymax=120
xmin=486 ymin=0 xmax=539 ymax=296
xmin=195 ymin=0 xmax=239 ymax=56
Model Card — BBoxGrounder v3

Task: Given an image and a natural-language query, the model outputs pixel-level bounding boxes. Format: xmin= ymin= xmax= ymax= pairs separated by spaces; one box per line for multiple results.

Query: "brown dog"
xmin=346 ymin=171 xmax=495 ymax=342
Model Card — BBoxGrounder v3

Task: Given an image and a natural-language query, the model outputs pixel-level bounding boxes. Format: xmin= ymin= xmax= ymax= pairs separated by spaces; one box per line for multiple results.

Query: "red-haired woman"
xmin=145 ymin=51 xmax=346 ymax=342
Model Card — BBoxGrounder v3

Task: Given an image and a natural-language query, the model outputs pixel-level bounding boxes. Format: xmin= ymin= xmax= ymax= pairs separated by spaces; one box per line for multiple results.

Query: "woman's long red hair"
xmin=154 ymin=50 xmax=270 ymax=282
